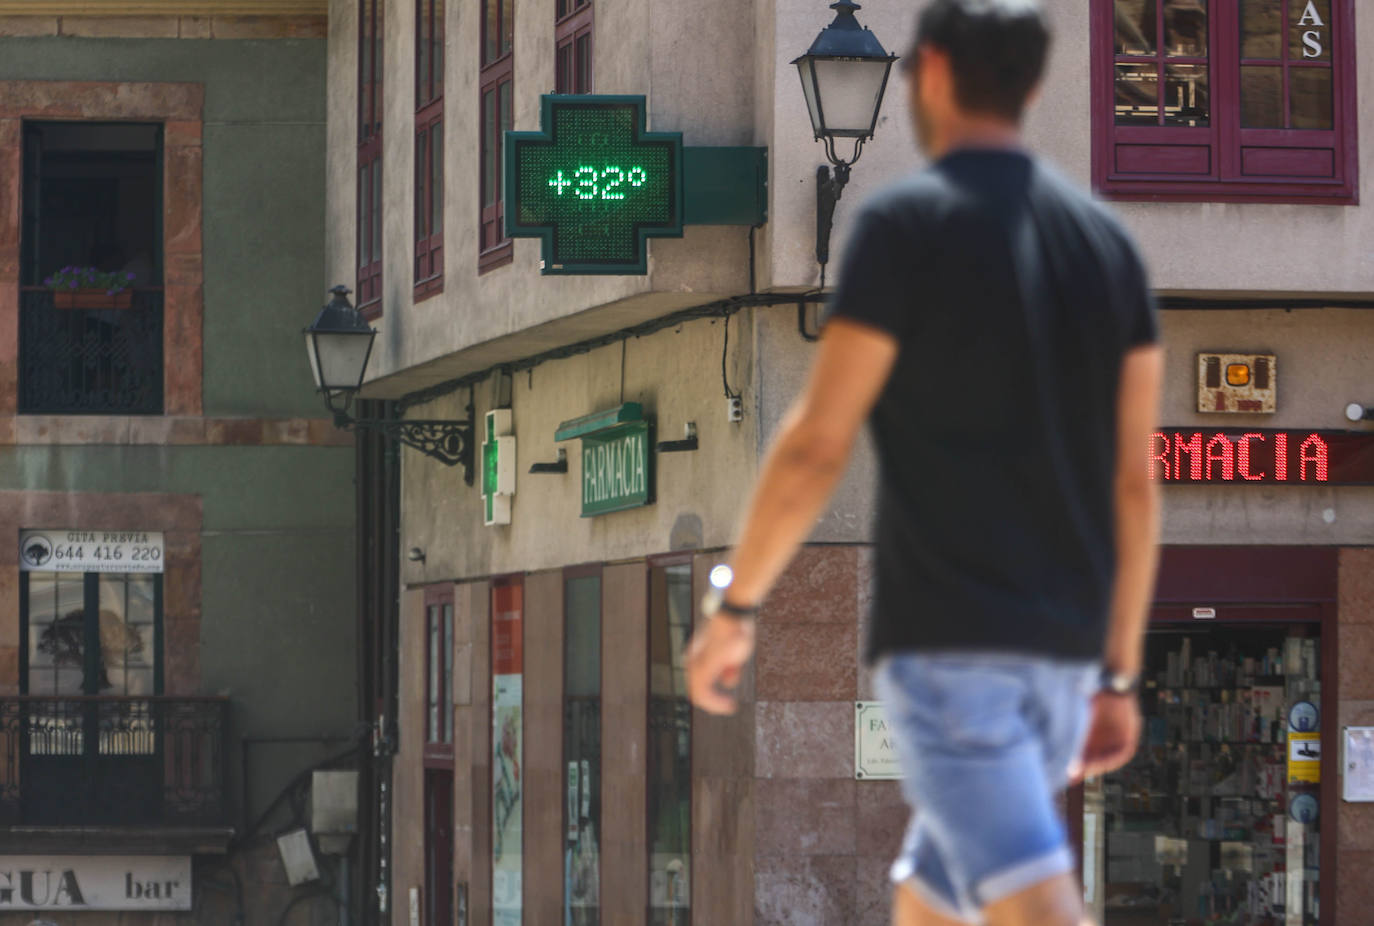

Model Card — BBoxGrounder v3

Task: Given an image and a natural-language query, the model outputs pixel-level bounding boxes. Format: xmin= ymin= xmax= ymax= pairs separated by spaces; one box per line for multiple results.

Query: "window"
xmin=19 ymin=122 xmax=164 ymax=415
xmin=358 ymin=0 xmax=384 ymax=316
xmin=425 ymin=594 xmax=454 ymax=750
xmin=479 ymin=0 xmax=515 ymax=271
xmin=648 ymin=561 xmax=692 ymax=925
xmin=491 ymin=578 xmax=524 ymax=924
xmin=415 ymin=0 xmax=445 ymax=299
xmin=423 ymin=588 xmax=454 ymax=926
xmin=1094 ymin=0 xmax=1356 ymax=202
xmin=564 ymin=568 xmax=602 ymax=925
xmin=555 ymin=0 xmax=593 ymax=94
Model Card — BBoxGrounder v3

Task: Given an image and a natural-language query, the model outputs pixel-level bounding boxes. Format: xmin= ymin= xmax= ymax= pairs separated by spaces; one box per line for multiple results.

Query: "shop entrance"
xmin=1081 ymin=606 xmax=1332 ymax=926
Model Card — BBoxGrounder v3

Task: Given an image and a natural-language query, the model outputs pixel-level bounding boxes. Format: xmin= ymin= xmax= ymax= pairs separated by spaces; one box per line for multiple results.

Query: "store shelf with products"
xmin=1093 ymin=625 xmax=1323 ymax=926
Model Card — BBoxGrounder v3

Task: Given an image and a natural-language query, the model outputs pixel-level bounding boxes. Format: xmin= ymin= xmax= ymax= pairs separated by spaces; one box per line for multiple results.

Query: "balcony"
xmin=0 ymin=696 xmax=229 ymax=830
xmin=18 ymin=288 xmax=164 ymax=415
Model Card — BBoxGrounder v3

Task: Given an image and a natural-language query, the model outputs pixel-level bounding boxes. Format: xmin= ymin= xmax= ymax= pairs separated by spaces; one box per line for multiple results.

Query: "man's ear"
xmin=916 ymin=44 xmax=951 ymax=107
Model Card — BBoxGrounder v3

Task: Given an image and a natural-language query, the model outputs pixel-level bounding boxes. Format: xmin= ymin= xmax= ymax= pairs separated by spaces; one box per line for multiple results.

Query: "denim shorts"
xmin=873 ymin=652 xmax=1099 ymax=923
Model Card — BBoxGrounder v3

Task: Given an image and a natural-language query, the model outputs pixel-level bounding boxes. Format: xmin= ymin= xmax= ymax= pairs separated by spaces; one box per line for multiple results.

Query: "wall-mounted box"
xmin=1198 ymin=353 xmax=1277 ymax=413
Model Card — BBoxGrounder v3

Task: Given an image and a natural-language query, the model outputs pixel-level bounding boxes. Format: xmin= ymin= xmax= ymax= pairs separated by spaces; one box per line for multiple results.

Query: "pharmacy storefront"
xmin=1079 ymin=545 xmax=1334 ymax=926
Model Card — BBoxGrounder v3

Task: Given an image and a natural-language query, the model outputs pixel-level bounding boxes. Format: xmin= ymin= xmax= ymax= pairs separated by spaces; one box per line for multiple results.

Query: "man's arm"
xmin=1075 ymin=343 xmax=1163 ymax=780
xmin=685 ymin=317 xmax=899 ymax=715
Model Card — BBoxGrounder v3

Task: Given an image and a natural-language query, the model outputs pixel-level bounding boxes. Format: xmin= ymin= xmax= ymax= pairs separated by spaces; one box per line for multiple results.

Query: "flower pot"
xmin=52 ymin=289 xmax=134 ymax=310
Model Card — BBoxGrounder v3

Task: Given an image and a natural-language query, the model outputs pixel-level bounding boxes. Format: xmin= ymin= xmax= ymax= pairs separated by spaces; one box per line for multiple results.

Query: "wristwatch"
xmin=701 ymin=564 xmax=759 ymax=619
xmin=1099 ymin=668 xmax=1141 ymax=696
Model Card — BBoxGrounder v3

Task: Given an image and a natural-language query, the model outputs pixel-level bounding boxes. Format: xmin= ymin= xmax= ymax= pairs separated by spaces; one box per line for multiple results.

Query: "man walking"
xmin=685 ymin=2 xmax=1163 ymax=924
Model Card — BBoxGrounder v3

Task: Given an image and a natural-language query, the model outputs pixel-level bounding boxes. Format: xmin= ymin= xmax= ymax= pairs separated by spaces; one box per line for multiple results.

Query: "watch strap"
xmin=715 ymin=599 xmax=759 ymax=619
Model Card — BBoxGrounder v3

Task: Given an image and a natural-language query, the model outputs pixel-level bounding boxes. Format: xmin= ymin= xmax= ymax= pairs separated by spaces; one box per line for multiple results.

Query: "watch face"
xmin=1289 ymin=701 xmax=1319 ymax=732
xmin=708 ymin=564 xmax=733 ymax=590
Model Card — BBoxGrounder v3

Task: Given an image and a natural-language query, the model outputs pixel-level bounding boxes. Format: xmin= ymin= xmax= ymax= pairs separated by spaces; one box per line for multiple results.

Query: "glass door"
xmin=1083 ymin=608 xmax=1326 ymax=925
xmin=20 ymin=571 xmax=162 ymax=824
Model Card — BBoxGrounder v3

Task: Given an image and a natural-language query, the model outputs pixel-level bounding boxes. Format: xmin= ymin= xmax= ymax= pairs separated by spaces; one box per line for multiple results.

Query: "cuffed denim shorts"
xmin=873 ymin=652 xmax=1099 ymax=924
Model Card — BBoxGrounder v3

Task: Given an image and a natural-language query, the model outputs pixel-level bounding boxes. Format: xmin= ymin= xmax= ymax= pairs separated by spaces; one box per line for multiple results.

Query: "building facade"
xmin=325 ymin=0 xmax=1374 ymax=924
xmin=0 ymin=4 xmax=361 ymax=924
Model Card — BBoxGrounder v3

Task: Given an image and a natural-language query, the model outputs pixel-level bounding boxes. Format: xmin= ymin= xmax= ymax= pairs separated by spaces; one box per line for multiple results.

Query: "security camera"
xmin=407 ymin=547 xmax=426 ymax=563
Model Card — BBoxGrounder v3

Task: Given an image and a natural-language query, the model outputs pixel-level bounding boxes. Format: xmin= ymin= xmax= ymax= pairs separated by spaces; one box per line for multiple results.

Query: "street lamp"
xmin=304 ymin=285 xmax=475 ymax=481
xmin=792 ymin=0 xmax=896 ymax=272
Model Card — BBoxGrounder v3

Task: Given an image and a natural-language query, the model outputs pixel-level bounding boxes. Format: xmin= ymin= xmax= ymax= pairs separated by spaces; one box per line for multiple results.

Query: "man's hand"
xmin=685 ymin=615 xmax=756 ymax=716
xmin=1070 ymin=693 xmax=1142 ymax=783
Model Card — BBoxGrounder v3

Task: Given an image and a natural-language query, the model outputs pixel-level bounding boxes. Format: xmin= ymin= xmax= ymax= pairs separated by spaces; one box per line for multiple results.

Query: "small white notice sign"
xmin=19 ymin=530 xmax=164 ymax=574
xmin=1343 ymin=727 xmax=1374 ymax=802
xmin=0 ymin=856 xmax=190 ymax=910
xmin=855 ymin=701 xmax=902 ymax=780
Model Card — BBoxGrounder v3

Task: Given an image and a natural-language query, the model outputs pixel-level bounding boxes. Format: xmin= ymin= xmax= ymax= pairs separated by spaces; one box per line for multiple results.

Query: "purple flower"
xmin=126 ymin=272 xmax=136 ymax=281
xmin=68 ymin=281 xmax=77 ymax=290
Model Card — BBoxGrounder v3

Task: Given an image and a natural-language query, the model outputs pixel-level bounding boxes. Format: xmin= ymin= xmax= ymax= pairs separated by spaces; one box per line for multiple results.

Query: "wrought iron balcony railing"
xmin=0 ymin=696 xmax=229 ymax=828
xmin=18 ymin=287 xmax=164 ymax=415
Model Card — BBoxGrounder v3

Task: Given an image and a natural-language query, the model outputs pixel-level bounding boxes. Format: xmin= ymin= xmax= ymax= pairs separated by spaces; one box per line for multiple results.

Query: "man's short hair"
xmin=910 ymin=0 xmax=1051 ymax=122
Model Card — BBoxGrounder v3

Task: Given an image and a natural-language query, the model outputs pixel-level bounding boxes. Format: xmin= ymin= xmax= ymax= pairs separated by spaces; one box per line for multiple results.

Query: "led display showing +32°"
xmin=513 ymin=102 xmax=676 ymax=267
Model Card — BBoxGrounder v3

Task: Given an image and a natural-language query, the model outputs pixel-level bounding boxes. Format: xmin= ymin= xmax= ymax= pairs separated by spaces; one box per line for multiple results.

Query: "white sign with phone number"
xmin=19 ymin=530 xmax=164 ymax=574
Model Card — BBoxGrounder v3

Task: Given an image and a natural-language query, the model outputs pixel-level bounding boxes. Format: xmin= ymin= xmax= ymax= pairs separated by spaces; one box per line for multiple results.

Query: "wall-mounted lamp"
xmin=529 ymin=449 xmax=569 ymax=474
xmin=657 ymin=422 xmax=699 ymax=453
xmin=304 ymin=286 xmax=475 ymax=483
xmin=793 ymin=0 xmax=897 ymax=276
xmin=407 ymin=547 xmax=426 ymax=563
xmin=1347 ymin=403 xmax=1374 ymax=422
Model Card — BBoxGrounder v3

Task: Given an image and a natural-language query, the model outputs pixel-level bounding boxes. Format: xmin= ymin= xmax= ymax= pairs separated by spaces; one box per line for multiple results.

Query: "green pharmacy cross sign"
xmin=505 ymin=95 xmax=683 ymax=274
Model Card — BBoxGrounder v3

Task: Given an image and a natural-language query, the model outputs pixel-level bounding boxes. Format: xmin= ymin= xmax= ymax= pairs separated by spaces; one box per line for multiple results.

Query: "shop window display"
xmin=1083 ymin=625 xmax=1322 ymax=925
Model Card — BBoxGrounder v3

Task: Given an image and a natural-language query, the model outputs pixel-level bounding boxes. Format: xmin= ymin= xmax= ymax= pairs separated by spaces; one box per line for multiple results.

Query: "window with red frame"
xmin=1094 ymin=0 xmax=1356 ymax=203
xmin=357 ymin=0 xmax=384 ymax=317
xmin=556 ymin=0 xmax=592 ymax=94
xmin=479 ymin=0 xmax=514 ymax=271
xmin=422 ymin=588 xmax=455 ymax=926
xmin=415 ymin=0 xmax=445 ymax=299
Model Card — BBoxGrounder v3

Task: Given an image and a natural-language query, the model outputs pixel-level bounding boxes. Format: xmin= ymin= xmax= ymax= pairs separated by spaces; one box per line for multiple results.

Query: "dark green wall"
xmin=0 ymin=37 xmax=355 ymax=824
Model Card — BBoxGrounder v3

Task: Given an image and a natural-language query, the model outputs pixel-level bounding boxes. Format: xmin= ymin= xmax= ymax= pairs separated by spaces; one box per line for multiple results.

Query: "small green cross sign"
xmin=505 ymin=95 xmax=684 ymax=275
xmin=482 ymin=409 xmax=515 ymax=526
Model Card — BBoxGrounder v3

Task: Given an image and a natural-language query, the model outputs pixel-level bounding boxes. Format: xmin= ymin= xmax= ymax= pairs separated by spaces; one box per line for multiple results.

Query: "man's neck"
xmin=926 ymin=116 xmax=1024 ymax=160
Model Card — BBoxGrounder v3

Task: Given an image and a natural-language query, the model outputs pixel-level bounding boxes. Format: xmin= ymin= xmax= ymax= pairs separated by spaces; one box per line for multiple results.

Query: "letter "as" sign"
xmin=1298 ymin=0 xmax=1326 ymax=58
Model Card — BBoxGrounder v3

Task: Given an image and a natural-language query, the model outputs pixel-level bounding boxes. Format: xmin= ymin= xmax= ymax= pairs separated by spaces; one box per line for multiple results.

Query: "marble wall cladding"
xmin=601 ymin=562 xmax=648 ymax=925
xmin=755 ymin=701 xmax=854 ymax=780
xmin=755 ymin=621 xmax=857 ymax=702
xmin=1339 ymin=547 xmax=1374 ymax=622
xmin=755 ymin=855 xmax=858 ymax=926
xmin=1337 ymin=623 xmax=1374 ymax=700
xmin=1336 ymin=849 xmax=1374 ymax=926
xmin=466 ymin=579 xmax=493 ymax=926
xmin=751 ymin=543 xmax=897 ymax=926
xmin=1338 ymin=556 xmax=1374 ymax=885
xmin=521 ymin=569 xmax=564 ymax=926
xmin=854 ymin=854 xmax=897 ymax=926
xmin=760 ymin=546 xmax=861 ymax=624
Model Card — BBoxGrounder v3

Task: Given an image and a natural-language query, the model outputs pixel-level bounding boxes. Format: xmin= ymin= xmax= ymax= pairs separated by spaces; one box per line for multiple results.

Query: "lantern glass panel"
xmin=797 ymin=58 xmax=824 ymax=136
xmin=810 ymin=56 xmax=891 ymax=136
xmin=310 ymin=330 xmax=374 ymax=392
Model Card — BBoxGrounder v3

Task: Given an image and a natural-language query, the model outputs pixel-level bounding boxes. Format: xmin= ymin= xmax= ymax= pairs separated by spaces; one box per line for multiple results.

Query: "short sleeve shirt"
xmin=827 ymin=149 xmax=1157 ymax=663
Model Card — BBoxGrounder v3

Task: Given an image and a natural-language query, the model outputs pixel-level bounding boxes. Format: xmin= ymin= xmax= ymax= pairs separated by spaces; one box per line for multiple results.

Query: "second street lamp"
xmin=304 ymin=285 xmax=476 ymax=481
xmin=792 ymin=0 xmax=897 ymax=275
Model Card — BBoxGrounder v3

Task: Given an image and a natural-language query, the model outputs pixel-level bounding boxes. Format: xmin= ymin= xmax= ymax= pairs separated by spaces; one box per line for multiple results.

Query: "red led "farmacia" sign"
xmin=1150 ymin=430 xmax=1374 ymax=485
